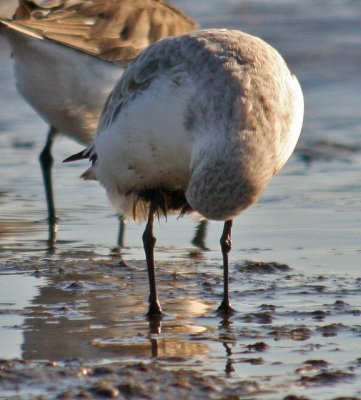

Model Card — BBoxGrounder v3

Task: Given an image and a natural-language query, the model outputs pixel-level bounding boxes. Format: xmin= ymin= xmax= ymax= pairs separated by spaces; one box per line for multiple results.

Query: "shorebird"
xmin=0 ymin=0 xmax=197 ymax=246
xmin=67 ymin=28 xmax=304 ymax=316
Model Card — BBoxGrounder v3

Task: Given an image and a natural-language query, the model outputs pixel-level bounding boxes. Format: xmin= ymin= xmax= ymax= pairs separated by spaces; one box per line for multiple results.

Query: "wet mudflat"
xmin=1 ymin=250 xmax=361 ymax=399
xmin=1 ymin=0 xmax=361 ymax=398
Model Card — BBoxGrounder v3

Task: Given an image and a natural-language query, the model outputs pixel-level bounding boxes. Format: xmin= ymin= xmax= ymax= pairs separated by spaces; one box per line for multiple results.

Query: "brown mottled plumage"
xmin=8 ymin=0 xmax=197 ymax=64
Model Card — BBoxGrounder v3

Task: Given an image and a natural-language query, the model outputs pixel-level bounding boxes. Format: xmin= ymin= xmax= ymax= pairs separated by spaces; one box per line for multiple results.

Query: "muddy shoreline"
xmin=1 ymin=256 xmax=361 ymax=399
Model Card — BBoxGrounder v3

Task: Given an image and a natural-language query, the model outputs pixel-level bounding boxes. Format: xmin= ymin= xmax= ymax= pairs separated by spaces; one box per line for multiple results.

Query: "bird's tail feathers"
xmin=63 ymin=145 xmax=98 ymax=180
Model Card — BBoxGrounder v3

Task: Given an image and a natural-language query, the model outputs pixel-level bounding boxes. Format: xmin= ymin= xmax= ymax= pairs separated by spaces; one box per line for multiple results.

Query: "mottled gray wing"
xmin=98 ymin=34 xmax=191 ymax=131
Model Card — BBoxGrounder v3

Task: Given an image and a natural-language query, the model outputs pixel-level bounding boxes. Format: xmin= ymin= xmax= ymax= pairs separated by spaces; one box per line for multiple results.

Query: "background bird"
xmin=65 ymin=28 xmax=304 ymax=316
xmin=0 ymin=0 xmax=198 ymax=247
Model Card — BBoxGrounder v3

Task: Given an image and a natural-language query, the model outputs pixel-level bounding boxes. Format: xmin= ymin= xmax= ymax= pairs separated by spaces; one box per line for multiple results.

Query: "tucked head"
xmin=64 ymin=28 xmax=304 ymax=315
xmin=84 ymin=29 xmax=303 ymax=222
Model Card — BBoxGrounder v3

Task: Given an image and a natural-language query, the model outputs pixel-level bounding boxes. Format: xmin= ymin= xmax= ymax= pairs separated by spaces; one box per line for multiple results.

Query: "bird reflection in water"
xmin=219 ymin=314 xmax=236 ymax=376
xmin=21 ymin=268 xmax=212 ymax=362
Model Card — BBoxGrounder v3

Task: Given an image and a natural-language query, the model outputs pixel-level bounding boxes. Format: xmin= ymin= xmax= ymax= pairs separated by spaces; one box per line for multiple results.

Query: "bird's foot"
xmin=217 ymin=300 xmax=235 ymax=315
xmin=147 ymin=300 xmax=162 ymax=317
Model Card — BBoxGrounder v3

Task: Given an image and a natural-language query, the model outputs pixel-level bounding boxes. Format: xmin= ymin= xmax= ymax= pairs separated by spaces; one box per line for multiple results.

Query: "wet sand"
xmin=1 ymin=253 xmax=361 ymax=399
xmin=1 ymin=359 xmax=262 ymax=400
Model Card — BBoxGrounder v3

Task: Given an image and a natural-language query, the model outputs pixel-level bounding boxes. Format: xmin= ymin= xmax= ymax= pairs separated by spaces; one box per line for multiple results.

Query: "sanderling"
xmin=68 ymin=28 xmax=304 ymax=315
xmin=0 ymin=0 xmax=197 ymax=246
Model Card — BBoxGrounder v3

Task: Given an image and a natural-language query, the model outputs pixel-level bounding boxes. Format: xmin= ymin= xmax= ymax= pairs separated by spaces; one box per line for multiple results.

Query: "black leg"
xmin=39 ymin=126 xmax=58 ymax=247
xmin=142 ymin=202 xmax=162 ymax=316
xmin=117 ymin=216 xmax=126 ymax=248
xmin=113 ymin=216 xmax=129 ymax=267
xmin=217 ymin=219 xmax=234 ymax=313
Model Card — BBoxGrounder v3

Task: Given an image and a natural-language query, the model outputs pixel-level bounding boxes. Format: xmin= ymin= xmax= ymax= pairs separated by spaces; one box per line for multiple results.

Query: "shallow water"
xmin=0 ymin=0 xmax=361 ymax=399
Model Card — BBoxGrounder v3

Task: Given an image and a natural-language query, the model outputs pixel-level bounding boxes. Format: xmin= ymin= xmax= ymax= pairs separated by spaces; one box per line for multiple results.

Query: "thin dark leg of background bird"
xmin=191 ymin=219 xmax=208 ymax=250
xmin=217 ymin=219 xmax=234 ymax=313
xmin=112 ymin=216 xmax=129 ymax=267
xmin=117 ymin=216 xmax=126 ymax=247
xmin=39 ymin=126 xmax=58 ymax=248
xmin=142 ymin=201 xmax=162 ymax=316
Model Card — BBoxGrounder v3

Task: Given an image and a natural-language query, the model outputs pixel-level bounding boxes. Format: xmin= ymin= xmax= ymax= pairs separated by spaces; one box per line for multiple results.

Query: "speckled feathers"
xmin=85 ymin=29 xmax=304 ymax=221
